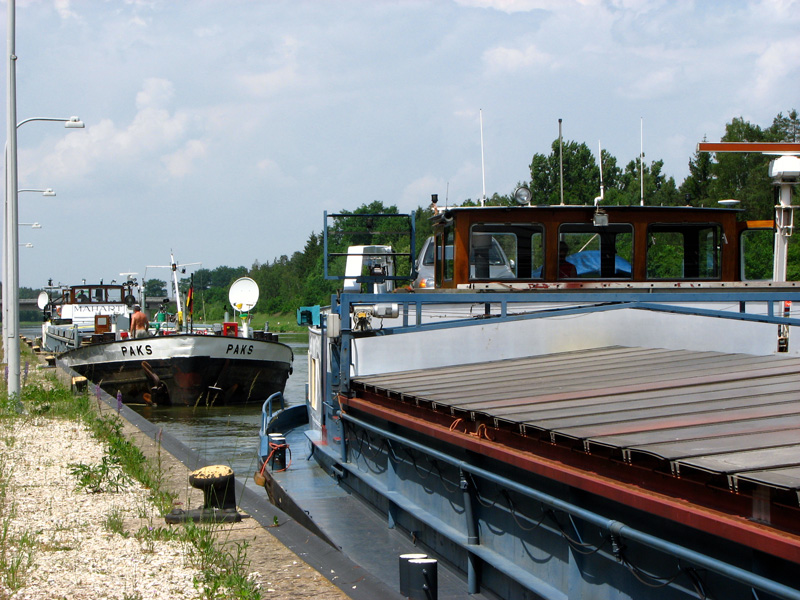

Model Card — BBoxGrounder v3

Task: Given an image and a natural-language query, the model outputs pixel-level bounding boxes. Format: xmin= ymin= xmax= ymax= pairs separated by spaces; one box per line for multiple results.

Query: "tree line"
xmin=17 ymin=109 xmax=800 ymax=322
xmin=186 ymin=108 xmax=800 ymax=316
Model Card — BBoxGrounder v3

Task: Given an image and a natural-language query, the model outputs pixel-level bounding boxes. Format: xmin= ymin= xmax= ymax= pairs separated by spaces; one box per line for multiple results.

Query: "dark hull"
xmin=60 ymin=334 xmax=293 ymax=406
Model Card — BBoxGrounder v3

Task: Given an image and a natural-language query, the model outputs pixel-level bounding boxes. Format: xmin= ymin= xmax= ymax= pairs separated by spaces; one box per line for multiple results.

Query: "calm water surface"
xmin=129 ymin=335 xmax=309 ymax=478
xmin=22 ymin=325 xmax=308 ymax=479
xmin=130 ymin=335 xmax=309 ymax=477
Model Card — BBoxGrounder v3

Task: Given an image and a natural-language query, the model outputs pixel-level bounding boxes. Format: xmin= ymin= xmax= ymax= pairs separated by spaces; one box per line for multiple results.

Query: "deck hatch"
xmin=350 ymin=346 xmax=800 ymax=493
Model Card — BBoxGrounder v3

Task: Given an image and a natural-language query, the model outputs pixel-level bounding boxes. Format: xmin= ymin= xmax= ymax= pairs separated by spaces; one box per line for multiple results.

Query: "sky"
xmin=2 ymin=0 xmax=799 ymax=288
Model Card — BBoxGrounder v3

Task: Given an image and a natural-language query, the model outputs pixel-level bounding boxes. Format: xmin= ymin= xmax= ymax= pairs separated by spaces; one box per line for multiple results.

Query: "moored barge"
xmin=261 ymin=146 xmax=800 ymax=599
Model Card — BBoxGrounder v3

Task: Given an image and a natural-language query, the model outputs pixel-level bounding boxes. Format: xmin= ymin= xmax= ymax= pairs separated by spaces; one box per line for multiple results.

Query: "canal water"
xmin=23 ymin=326 xmax=308 ymax=480
xmin=128 ymin=334 xmax=309 ymax=479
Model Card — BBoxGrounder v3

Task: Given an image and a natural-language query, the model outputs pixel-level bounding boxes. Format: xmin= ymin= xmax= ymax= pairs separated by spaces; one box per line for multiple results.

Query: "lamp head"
xmin=64 ymin=116 xmax=84 ymax=128
xmin=513 ymin=186 xmax=532 ymax=206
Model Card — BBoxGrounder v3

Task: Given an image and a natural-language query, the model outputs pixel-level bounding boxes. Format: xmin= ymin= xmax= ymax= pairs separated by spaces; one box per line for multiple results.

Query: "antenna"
xmin=595 ymin=140 xmax=604 ymax=206
xmin=558 ymin=118 xmax=564 ymax=205
xmin=480 ymin=109 xmax=486 ymax=207
xmin=640 ymin=117 xmax=644 ymax=206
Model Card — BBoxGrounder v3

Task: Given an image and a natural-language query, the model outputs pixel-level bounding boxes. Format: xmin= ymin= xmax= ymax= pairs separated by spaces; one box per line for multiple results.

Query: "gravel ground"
xmin=0 ymin=345 xmax=351 ymax=600
xmin=1 ymin=418 xmax=200 ymax=600
xmin=0 ymin=414 xmax=350 ymax=600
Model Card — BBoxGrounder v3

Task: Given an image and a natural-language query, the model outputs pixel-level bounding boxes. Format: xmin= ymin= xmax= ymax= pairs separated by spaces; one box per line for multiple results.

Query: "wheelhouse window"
xmin=435 ymin=227 xmax=455 ymax=287
xmin=557 ymin=223 xmax=633 ymax=279
xmin=647 ymin=223 xmax=722 ymax=280
xmin=740 ymin=228 xmax=774 ymax=281
xmin=468 ymin=223 xmax=544 ymax=280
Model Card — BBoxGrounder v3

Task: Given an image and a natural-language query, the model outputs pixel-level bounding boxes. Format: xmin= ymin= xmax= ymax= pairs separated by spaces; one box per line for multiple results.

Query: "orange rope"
xmin=450 ymin=418 xmax=494 ymax=441
xmin=450 ymin=418 xmax=466 ymax=433
xmin=469 ymin=423 xmax=494 ymax=441
xmin=259 ymin=441 xmax=292 ymax=474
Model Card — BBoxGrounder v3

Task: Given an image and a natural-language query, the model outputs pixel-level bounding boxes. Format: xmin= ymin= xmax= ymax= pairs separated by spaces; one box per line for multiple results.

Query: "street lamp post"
xmin=5 ymin=1 xmax=84 ymax=401
xmin=2 ymin=189 xmax=54 ymax=356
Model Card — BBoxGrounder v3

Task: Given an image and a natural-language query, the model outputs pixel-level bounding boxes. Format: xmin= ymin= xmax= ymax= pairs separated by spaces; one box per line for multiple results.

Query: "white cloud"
xmin=454 ymin=0 xmax=583 ymax=12
xmin=27 ymin=80 xmax=197 ymax=182
xmin=620 ymin=67 xmax=679 ymax=100
xmin=136 ymin=78 xmax=175 ymax=111
xmin=163 ymin=139 xmax=207 ymax=178
xmin=256 ymin=157 xmax=298 ymax=187
xmin=235 ymin=36 xmax=304 ymax=98
xmin=54 ymin=0 xmax=79 ymax=20
xmin=483 ymin=43 xmax=553 ymax=72
xmin=751 ymin=38 xmax=800 ymax=102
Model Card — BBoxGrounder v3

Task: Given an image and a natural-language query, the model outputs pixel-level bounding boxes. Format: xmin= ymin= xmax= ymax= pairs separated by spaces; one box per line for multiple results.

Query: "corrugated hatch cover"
xmin=351 ymin=346 xmax=800 ymax=494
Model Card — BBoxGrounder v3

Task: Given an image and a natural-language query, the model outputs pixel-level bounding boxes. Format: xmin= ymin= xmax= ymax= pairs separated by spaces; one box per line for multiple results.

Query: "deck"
xmin=345 ymin=346 xmax=800 ymax=564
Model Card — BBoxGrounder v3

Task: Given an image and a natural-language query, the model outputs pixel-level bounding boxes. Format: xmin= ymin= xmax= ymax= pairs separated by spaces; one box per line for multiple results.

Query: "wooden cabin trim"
xmin=432 ymin=205 xmax=757 ymax=288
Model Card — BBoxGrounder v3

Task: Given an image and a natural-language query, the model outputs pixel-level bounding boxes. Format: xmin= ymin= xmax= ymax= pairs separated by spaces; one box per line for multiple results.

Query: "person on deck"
xmin=558 ymin=241 xmax=577 ymax=279
xmin=130 ymin=305 xmax=150 ymax=338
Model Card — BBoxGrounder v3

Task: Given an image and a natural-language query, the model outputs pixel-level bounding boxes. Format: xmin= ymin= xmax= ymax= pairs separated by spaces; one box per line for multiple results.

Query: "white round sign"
xmin=37 ymin=291 xmax=50 ymax=310
xmin=228 ymin=277 xmax=260 ymax=312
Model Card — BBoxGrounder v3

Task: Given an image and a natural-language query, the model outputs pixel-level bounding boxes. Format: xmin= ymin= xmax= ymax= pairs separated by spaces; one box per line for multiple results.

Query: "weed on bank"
xmin=0 ymin=347 xmax=260 ymax=599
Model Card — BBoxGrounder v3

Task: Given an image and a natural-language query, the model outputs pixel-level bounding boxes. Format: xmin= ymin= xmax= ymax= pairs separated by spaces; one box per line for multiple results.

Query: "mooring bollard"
xmin=165 ymin=465 xmax=242 ymax=524
xmin=407 ymin=558 xmax=438 ymax=600
xmin=267 ymin=433 xmax=287 ymax=470
xmin=190 ymin=465 xmax=237 ymax=510
xmin=398 ymin=553 xmax=428 ymax=596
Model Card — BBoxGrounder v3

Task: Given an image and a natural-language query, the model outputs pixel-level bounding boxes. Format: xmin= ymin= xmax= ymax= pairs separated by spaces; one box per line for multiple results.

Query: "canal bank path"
xmin=1 ymin=343 xmax=397 ymax=600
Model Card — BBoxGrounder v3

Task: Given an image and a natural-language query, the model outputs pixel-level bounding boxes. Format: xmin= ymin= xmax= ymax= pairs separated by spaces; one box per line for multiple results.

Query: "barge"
xmin=42 ymin=268 xmax=292 ymax=406
xmin=261 ymin=146 xmax=800 ymax=599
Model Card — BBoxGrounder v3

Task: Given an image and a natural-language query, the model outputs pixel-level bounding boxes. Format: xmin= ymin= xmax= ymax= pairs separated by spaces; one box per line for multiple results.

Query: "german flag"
xmin=186 ymin=286 xmax=194 ymax=315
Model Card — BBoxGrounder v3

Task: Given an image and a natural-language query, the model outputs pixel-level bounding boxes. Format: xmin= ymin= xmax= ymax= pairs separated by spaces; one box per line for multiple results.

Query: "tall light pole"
xmin=5 ymin=0 xmax=84 ymax=401
xmin=6 ymin=0 xmax=20 ymax=403
xmin=2 ymin=189 xmax=54 ymax=356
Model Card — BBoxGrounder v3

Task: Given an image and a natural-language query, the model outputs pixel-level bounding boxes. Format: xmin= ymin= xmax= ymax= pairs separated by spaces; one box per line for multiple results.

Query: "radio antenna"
xmin=480 ymin=109 xmax=486 ymax=207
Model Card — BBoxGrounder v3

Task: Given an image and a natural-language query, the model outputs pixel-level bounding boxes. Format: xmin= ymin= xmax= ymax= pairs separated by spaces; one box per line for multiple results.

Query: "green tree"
xmin=529 ymin=140 xmax=601 ymax=205
xmin=707 ymin=116 xmax=773 ymax=219
xmin=769 ymin=109 xmax=800 ymax=142
xmin=144 ymin=278 xmax=168 ymax=298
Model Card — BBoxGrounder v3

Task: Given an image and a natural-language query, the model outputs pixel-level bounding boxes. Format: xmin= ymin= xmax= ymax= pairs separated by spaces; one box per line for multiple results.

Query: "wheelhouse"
xmin=67 ymin=284 xmax=129 ymax=305
xmin=429 ymin=205 xmax=775 ymax=288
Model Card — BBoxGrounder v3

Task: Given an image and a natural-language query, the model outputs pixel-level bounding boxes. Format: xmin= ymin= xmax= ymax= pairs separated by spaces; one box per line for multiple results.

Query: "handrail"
xmin=259 ymin=391 xmax=285 ymax=436
xmin=342 ymin=412 xmax=800 ymax=600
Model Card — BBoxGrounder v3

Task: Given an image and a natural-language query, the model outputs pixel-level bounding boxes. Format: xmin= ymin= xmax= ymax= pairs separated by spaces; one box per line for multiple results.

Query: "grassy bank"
xmin=0 ymin=342 xmax=261 ymax=599
xmin=250 ymin=312 xmax=306 ymax=333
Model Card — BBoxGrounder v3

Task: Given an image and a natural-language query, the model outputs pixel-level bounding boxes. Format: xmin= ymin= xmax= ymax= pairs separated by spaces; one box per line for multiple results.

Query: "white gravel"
xmin=1 ymin=417 xmax=205 ymax=600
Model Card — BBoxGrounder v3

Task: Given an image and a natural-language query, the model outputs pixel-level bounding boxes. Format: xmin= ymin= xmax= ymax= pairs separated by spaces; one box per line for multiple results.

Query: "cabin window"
xmin=557 ymin=224 xmax=633 ymax=279
xmin=73 ymin=288 xmax=91 ymax=303
xmin=107 ymin=288 xmax=124 ymax=303
xmin=435 ymin=228 xmax=455 ymax=286
xmin=740 ymin=228 xmax=774 ymax=281
xmin=444 ymin=227 xmax=455 ymax=282
xmin=647 ymin=224 xmax=722 ymax=279
xmin=468 ymin=224 xmax=544 ymax=280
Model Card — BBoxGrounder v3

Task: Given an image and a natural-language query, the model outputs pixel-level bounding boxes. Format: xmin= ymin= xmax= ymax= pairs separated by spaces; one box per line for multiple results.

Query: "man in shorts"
xmin=130 ymin=305 xmax=150 ymax=338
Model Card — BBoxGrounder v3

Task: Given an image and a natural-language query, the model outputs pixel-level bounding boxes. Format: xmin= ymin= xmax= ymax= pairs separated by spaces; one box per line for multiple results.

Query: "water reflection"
xmin=131 ymin=336 xmax=308 ymax=477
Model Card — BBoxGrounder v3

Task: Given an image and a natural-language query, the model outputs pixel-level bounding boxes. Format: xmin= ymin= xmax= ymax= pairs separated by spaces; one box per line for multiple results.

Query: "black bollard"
xmin=166 ymin=465 xmax=242 ymax=524
xmin=398 ymin=553 xmax=428 ymax=596
xmin=267 ymin=433 xmax=287 ymax=470
xmin=407 ymin=558 xmax=438 ymax=600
